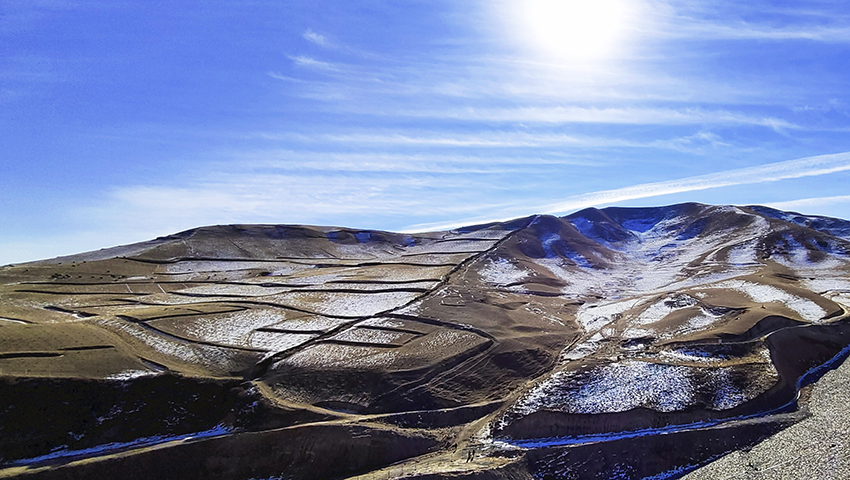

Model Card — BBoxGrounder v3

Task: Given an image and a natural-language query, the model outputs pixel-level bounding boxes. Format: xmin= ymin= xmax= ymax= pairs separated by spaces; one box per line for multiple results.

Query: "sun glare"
xmin=517 ymin=0 xmax=637 ymax=63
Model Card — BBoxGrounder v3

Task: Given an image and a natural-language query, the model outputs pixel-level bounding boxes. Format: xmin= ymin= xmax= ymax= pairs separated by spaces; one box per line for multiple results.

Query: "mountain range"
xmin=1 ymin=202 xmax=849 ymax=479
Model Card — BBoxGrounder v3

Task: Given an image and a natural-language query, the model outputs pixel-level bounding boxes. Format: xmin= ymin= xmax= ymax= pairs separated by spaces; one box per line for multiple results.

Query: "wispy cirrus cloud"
xmin=81 ymin=171 xmax=511 ymax=238
xmin=408 ymin=106 xmax=797 ymax=129
xmin=249 ymin=131 xmax=584 ymax=148
xmin=243 ymin=129 xmax=738 ymax=155
xmin=673 ymin=23 xmax=850 ymax=42
xmin=266 ymin=72 xmax=309 ymax=83
xmin=767 ymin=195 xmax=850 ymax=210
xmin=9 ymin=0 xmax=850 ymax=267
xmin=287 ymin=55 xmax=342 ymax=72
xmin=539 ymin=151 xmax=850 ymax=214
xmin=237 ymin=150 xmax=599 ymax=172
xmin=53 ymin=151 xmax=850 ymax=257
xmin=303 ymin=29 xmax=330 ymax=47
xmin=405 ymin=151 xmax=850 ymax=231
xmin=635 ymin=0 xmax=850 ymax=43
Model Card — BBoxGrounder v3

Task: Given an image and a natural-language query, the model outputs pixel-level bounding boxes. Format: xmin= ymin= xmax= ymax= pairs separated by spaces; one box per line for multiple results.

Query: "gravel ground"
xmin=683 ymin=357 xmax=850 ymax=480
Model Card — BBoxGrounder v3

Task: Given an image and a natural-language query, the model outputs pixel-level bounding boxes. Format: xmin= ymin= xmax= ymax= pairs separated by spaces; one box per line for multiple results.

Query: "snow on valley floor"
xmin=512 ymin=356 xmax=778 ymax=416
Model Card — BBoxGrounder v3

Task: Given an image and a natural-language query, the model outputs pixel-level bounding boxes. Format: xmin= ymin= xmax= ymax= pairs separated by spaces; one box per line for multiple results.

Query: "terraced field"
xmin=1 ymin=204 xmax=850 ymax=479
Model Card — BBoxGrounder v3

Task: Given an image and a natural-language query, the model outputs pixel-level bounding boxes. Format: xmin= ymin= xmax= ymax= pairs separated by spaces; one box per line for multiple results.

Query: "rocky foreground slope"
xmin=1 ymin=203 xmax=850 ymax=479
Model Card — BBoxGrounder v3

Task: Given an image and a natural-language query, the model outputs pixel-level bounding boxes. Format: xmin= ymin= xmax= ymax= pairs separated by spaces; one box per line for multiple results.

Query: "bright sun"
xmin=517 ymin=0 xmax=636 ymax=62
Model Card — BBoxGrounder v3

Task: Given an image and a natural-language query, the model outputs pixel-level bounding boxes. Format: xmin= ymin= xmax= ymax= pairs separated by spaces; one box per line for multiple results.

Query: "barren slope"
xmin=1 ymin=204 xmax=849 ymax=479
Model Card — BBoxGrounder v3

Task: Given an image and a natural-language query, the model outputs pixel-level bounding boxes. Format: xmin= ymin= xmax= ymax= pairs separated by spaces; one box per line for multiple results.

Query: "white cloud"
xmin=0 ymin=231 xmax=153 ymax=266
xmin=77 ymin=171 xmax=508 ymax=238
xmin=616 ymin=1 xmax=850 ymax=43
xmin=320 ymin=132 xmax=533 ymax=147
xmin=410 ymin=106 xmax=797 ymax=129
xmin=666 ymin=21 xmax=850 ymax=42
xmin=267 ymin=72 xmax=308 ymax=82
xmin=251 ymin=131 xmax=582 ymax=147
xmin=303 ymin=29 xmax=329 ymax=47
xmin=16 ymin=152 xmax=850 ymax=263
xmin=539 ymin=151 xmax=850 ymax=214
xmin=237 ymin=150 xmax=598 ymax=172
xmin=247 ymin=130 xmax=734 ymax=152
xmin=767 ymin=195 xmax=850 ymax=210
xmin=288 ymin=55 xmax=341 ymax=72
xmin=404 ymin=151 xmax=850 ymax=231
xmin=647 ymin=131 xmax=731 ymax=153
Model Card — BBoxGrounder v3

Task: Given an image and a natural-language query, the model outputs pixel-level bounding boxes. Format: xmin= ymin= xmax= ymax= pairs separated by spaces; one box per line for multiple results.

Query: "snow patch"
xmin=275 ymin=315 xmax=349 ymax=331
xmin=97 ymin=318 xmax=238 ymax=369
xmin=479 ymin=257 xmax=529 ymax=288
xmin=679 ymin=313 xmax=722 ymax=334
xmin=183 ymin=309 xmax=286 ymax=346
xmin=804 ymin=278 xmax=850 ymax=293
xmin=726 ymin=242 xmax=759 ymax=266
xmin=517 ymin=361 xmax=694 ymax=414
xmin=329 ymin=328 xmax=408 ymax=345
xmin=540 ymin=232 xmax=592 ymax=267
xmin=273 ymin=291 xmax=420 ymax=317
xmin=715 ymin=280 xmax=826 ymax=322
xmin=105 ymin=370 xmax=158 ymax=380
xmin=280 ymin=343 xmax=399 ymax=370
xmin=635 ymin=294 xmax=698 ymax=326
xmin=175 ymin=284 xmax=289 ymax=297
xmin=575 ymin=298 xmax=644 ymax=332
xmin=514 ymin=357 xmax=777 ymax=415
xmin=622 ymin=326 xmax=654 ymax=339
xmin=560 ymin=336 xmax=603 ymax=361
xmin=569 ymin=216 xmax=601 ymax=244
xmin=247 ymin=331 xmax=316 ymax=352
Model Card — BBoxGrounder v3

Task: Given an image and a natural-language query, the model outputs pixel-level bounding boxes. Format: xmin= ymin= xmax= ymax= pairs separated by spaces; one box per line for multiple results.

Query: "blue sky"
xmin=3 ymin=0 xmax=850 ymax=263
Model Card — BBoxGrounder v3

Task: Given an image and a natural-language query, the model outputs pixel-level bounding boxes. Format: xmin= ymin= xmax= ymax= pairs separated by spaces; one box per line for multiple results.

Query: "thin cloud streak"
xmin=541 ymin=151 xmax=850 ymax=214
xmin=405 ymin=151 xmax=850 ymax=231
xmin=267 ymin=72 xmax=309 ymax=83
xmin=252 ymin=131 xmax=583 ymax=148
xmin=239 ymin=150 xmax=600 ymax=171
xmin=767 ymin=195 xmax=850 ymax=210
xmin=665 ymin=21 xmax=850 ymax=42
xmin=288 ymin=55 xmax=342 ymax=72
xmin=642 ymin=1 xmax=850 ymax=42
xmin=249 ymin=131 xmax=732 ymax=152
xmin=85 ymin=172 xmax=510 ymax=234
xmin=303 ymin=29 xmax=329 ymax=47
xmin=413 ymin=106 xmax=797 ymax=129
